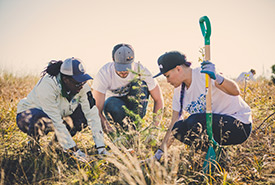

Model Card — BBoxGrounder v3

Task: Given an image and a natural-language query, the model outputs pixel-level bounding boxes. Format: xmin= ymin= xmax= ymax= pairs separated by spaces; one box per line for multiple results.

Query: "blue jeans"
xmin=16 ymin=105 xmax=87 ymax=140
xmin=172 ymin=113 xmax=252 ymax=146
xmin=103 ymin=80 xmax=149 ymax=128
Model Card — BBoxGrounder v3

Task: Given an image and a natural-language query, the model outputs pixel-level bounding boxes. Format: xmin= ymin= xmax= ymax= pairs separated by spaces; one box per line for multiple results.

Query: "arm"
xmin=215 ymin=77 xmax=240 ymax=96
xmin=92 ymin=90 xmax=114 ymax=133
xmin=79 ymin=85 xmax=105 ymax=149
xmin=201 ymin=61 xmax=240 ymax=96
xmin=37 ymin=77 xmax=76 ymax=150
xmin=86 ymin=106 xmax=105 ymax=148
xmin=149 ymin=84 xmax=164 ymax=126
xmin=159 ymin=110 xmax=179 ymax=152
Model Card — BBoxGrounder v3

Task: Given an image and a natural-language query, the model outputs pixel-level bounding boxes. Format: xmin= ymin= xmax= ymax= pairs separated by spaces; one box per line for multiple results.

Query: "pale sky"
xmin=0 ymin=0 xmax=274 ymax=79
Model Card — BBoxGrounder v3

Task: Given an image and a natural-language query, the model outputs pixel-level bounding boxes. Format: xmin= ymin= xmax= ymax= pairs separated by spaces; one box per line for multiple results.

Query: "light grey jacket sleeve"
xmin=36 ymin=77 xmax=76 ymax=150
xmin=80 ymin=84 xmax=105 ymax=148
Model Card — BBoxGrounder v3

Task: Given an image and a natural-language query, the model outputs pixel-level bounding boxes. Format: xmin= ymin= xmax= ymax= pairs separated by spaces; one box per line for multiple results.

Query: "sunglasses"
xmin=67 ymin=77 xmax=86 ymax=87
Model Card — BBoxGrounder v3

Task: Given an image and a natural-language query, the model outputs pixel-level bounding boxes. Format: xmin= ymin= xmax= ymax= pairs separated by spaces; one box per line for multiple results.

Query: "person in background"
xmin=16 ymin=57 xmax=108 ymax=162
xmin=92 ymin=43 xmax=164 ymax=132
xmin=151 ymin=51 xmax=252 ymax=162
xmin=236 ymin=69 xmax=256 ymax=82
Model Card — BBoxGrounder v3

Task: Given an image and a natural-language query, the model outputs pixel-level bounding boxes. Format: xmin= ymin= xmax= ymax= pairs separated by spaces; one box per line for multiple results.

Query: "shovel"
xmin=199 ymin=16 xmax=220 ymax=174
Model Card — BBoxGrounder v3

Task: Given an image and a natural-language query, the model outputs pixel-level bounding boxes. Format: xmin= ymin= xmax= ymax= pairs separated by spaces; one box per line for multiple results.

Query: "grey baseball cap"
xmin=112 ymin=43 xmax=134 ymax=71
xmin=60 ymin=57 xmax=92 ymax=82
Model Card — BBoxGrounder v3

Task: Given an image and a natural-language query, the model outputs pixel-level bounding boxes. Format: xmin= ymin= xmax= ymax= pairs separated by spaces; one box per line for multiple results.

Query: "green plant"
xmin=1 ymin=71 xmax=275 ymax=184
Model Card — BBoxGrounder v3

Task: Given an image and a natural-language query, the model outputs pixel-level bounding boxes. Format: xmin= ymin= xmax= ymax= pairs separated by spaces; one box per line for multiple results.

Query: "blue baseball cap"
xmin=60 ymin=57 xmax=92 ymax=82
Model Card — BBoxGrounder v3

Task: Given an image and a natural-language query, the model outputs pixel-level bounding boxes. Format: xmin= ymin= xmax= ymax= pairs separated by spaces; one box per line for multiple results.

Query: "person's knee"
xmin=16 ymin=113 xmax=29 ymax=133
xmin=172 ymin=121 xmax=181 ymax=131
xmin=104 ymin=101 xmax=125 ymax=115
xmin=105 ymin=97 xmax=124 ymax=110
xmin=104 ymin=98 xmax=126 ymax=123
xmin=172 ymin=121 xmax=185 ymax=142
xmin=172 ymin=116 xmax=204 ymax=143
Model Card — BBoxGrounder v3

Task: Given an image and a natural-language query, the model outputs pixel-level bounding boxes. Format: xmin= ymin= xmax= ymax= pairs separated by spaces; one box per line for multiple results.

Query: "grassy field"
xmin=0 ymin=72 xmax=275 ymax=185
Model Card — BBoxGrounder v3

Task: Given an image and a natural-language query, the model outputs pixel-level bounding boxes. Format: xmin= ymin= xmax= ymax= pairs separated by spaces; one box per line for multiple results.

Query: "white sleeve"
xmin=92 ymin=68 xmax=109 ymax=94
xmin=172 ymin=86 xmax=181 ymax=112
xmin=139 ymin=65 xmax=157 ymax=91
xmin=80 ymin=84 xmax=105 ymax=148
xmin=36 ymin=78 xmax=76 ymax=150
xmin=236 ymin=72 xmax=245 ymax=82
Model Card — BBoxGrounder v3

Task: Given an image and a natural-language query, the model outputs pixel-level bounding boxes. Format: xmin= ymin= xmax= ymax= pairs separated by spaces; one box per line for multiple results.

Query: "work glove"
xmin=97 ymin=147 xmax=110 ymax=156
xmin=140 ymin=149 xmax=163 ymax=164
xmin=73 ymin=149 xmax=92 ymax=162
xmin=201 ymin=61 xmax=224 ymax=85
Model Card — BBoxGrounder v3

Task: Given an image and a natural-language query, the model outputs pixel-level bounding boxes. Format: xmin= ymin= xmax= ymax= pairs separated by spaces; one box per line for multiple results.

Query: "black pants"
xmin=172 ymin=113 xmax=252 ymax=146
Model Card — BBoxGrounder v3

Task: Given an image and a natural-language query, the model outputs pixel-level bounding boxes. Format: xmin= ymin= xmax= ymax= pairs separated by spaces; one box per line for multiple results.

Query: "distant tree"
xmin=272 ymin=64 xmax=275 ymax=85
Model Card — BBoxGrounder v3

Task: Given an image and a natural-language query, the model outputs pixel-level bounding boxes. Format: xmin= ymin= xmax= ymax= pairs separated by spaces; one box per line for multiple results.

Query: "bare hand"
xmin=102 ymin=120 xmax=114 ymax=133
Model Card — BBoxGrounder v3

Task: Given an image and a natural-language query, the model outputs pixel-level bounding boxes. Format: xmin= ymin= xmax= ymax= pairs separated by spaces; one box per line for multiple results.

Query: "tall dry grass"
xmin=0 ymin=72 xmax=275 ymax=184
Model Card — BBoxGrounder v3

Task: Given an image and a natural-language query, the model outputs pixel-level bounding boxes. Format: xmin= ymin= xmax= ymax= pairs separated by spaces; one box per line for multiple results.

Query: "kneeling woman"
xmin=152 ymin=51 xmax=252 ymax=161
xmin=16 ymin=57 xmax=108 ymax=161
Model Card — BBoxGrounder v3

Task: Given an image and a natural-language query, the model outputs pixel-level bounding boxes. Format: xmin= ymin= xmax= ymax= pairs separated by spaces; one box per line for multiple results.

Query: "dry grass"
xmin=0 ymin=72 xmax=275 ymax=184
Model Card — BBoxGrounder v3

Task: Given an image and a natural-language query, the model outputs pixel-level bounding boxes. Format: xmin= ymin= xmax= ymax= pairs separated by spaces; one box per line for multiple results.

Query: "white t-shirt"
xmin=172 ymin=68 xmax=252 ymax=124
xmin=236 ymin=71 xmax=255 ymax=82
xmin=92 ymin=62 xmax=157 ymax=98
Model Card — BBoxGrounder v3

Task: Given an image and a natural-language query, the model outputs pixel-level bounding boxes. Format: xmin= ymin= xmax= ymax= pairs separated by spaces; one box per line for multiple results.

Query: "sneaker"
xmin=73 ymin=149 xmax=92 ymax=163
xmin=97 ymin=148 xmax=111 ymax=156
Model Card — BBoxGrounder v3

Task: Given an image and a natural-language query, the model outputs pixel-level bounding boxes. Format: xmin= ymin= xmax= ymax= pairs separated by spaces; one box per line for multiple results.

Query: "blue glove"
xmin=201 ymin=61 xmax=224 ymax=85
xmin=201 ymin=60 xmax=216 ymax=79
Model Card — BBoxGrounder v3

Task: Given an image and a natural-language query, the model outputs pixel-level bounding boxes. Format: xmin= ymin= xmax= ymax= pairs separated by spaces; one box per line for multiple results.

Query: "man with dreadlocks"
xmin=16 ymin=57 xmax=108 ymax=162
xmin=150 ymin=51 xmax=252 ymax=161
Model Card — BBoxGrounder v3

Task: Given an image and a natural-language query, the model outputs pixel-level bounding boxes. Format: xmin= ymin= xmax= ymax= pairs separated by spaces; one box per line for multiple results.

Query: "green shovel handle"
xmin=206 ymin=113 xmax=218 ymax=146
xmin=199 ymin=16 xmax=218 ymax=147
xmin=199 ymin=16 xmax=211 ymax=45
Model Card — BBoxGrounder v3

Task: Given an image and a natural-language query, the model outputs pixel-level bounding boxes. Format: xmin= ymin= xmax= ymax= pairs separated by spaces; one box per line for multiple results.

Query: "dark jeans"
xmin=172 ymin=113 xmax=252 ymax=146
xmin=103 ymin=80 xmax=149 ymax=128
xmin=16 ymin=105 xmax=87 ymax=141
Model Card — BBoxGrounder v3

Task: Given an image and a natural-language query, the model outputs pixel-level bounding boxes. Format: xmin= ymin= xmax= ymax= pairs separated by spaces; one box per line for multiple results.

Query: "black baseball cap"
xmin=153 ymin=51 xmax=191 ymax=78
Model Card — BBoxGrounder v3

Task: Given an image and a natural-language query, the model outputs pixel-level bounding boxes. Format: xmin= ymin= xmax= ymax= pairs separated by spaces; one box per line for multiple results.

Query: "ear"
xmin=175 ymin=65 xmax=183 ymax=72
